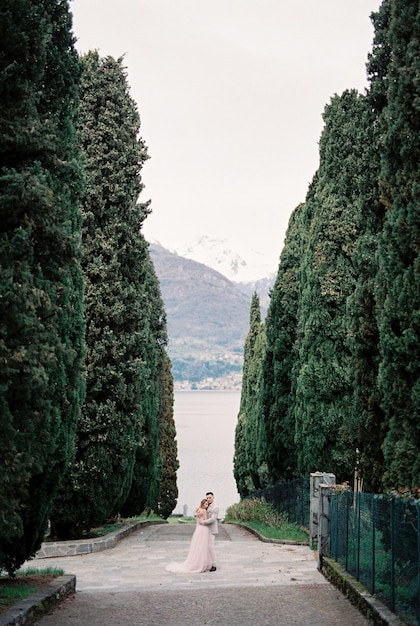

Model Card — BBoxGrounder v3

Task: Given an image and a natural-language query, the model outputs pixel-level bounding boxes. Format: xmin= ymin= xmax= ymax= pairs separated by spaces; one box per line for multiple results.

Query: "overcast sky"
xmin=71 ymin=0 xmax=382 ymax=269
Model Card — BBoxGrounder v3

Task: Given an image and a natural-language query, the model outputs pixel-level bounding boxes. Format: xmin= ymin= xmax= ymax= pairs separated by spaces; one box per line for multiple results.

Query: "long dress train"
xmin=165 ymin=509 xmax=212 ymax=574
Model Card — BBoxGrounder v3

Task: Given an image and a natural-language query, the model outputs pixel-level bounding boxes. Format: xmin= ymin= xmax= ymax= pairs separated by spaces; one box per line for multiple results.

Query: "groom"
xmin=202 ymin=491 xmax=219 ymax=572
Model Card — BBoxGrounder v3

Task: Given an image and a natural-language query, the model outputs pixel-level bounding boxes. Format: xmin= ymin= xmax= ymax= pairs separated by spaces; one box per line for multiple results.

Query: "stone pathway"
xmin=26 ymin=523 xmax=372 ymax=625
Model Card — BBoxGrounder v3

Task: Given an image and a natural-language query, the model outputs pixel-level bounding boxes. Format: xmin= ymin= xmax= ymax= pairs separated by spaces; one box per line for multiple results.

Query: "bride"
xmin=165 ymin=499 xmax=212 ymax=573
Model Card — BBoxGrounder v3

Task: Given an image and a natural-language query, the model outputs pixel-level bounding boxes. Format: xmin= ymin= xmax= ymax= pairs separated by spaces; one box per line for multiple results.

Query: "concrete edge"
xmin=233 ymin=524 xmax=405 ymax=626
xmin=0 ymin=521 xmax=168 ymax=625
xmin=35 ymin=519 xmax=168 ymax=559
xmin=2 ymin=524 xmax=404 ymax=625
xmin=0 ymin=574 xmax=75 ymax=626
xmin=320 ymin=556 xmax=407 ymax=626
xmin=229 ymin=522 xmax=310 ymax=546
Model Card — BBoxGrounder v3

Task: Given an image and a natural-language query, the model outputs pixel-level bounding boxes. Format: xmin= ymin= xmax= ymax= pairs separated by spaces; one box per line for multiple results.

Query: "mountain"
xmin=177 ymin=235 xmax=277 ymax=283
xmin=236 ymin=274 xmax=275 ymax=314
xmin=149 ymin=243 xmax=252 ymax=388
xmin=149 ymin=240 xmax=277 ymax=388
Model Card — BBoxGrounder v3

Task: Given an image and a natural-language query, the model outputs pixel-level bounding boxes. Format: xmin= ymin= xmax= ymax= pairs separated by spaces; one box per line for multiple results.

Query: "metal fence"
xmin=250 ymin=476 xmax=310 ymax=528
xmin=329 ymin=490 xmax=420 ymax=626
xmin=250 ymin=478 xmax=420 ymax=625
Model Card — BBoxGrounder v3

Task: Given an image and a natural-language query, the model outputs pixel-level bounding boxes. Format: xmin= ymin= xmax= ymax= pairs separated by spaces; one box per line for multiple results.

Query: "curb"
xmin=231 ymin=522 xmax=310 ymax=546
xmin=1 ymin=523 xmax=403 ymax=626
xmin=0 ymin=575 xmax=75 ymax=626
xmin=320 ymin=556 xmax=406 ymax=626
xmin=0 ymin=520 xmax=168 ymax=625
xmin=35 ymin=519 xmax=167 ymax=558
xmin=233 ymin=524 xmax=403 ymax=626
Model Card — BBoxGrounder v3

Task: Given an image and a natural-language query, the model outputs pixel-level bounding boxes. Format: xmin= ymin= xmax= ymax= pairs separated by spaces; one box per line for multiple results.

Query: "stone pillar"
xmin=310 ymin=472 xmax=335 ymax=544
xmin=317 ymin=483 xmax=334 ymax=570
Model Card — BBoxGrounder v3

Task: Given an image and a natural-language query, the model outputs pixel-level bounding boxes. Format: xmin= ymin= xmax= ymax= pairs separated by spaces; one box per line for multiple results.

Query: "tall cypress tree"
xmin=51 ymin=52 xmax=155 ymax=537
xmin=375 ymin=0 xmax=420 ymax=489
xmin=0 ymin=0 xmax=84 ymax=573
xmin=121 ymin=251 xmax=170 ymax=517
xmin=260 ymin=201 xmax=310 ymax=483
xmin=155 ymin=353 xmax=178 ymax=519
xmin=234 ymin=293 xmax=266 ymax=497
xmin=345 ymin=2 xmax=391 ymax=493
xmin=243 ymin=1 xmax=420 ymax=491
xmin=293 ymin=91 xmax=368 ymax=481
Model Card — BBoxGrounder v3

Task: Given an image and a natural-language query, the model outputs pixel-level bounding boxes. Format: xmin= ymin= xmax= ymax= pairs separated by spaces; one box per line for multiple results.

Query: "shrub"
xmin=225 ymin=497 xmax=286 ymax=527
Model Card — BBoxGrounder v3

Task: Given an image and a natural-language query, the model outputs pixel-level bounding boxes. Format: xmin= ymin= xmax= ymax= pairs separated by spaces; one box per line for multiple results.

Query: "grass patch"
xmin=236 ymin=519 xmax=309 ymax=542
xmin=167 ymin=515 xmax=196 ymax=524
xmin=0 ymin=567 xmax=64 ymax=613
xmin=16 ymin=566 xmax=64 ymax=577
xmin=60 ymin=512 xmax=164 ymax=540
xmin=224 ymin=497 xmax=309 ymax=543
xmin=82 ymin=523 xmax=122 ymax=538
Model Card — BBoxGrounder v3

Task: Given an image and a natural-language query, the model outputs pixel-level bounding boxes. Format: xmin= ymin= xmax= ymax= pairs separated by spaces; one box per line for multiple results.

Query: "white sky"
xmin=70 ymin=0 xmax=382 ymax=269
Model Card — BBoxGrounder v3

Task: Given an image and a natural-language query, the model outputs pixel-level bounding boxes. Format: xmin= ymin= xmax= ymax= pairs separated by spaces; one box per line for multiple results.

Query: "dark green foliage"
xmin=234 ymin=294 xmax=267 ymax=497
xmin=0 ymin=0 xmax=85 ymax=573
xmin=260 ymin=202 xmax=308 ymax=484
xmin=262 ymin=91 xmax=377 ymax=486
xmin=121 ymin=254 xmax=169 ymax=517
xmin=375 ymin=0 xmax=420 ymax=489
xmin=50 ymin=52 xmax=168 ymax=537
xmin=345 ymin=2 xmax=391 ymax=493
xmin=366 ymin=0 xmax=392 ymax=115
xmin=346 ymin=156 xmax=385 ymax=491
xmin=293 ymin=91 xmax=369 ymax=481
xmin=155 ymin=353 xmax=179 ymax=519
xmin=237 ymin=0 xmax=420 ymax=493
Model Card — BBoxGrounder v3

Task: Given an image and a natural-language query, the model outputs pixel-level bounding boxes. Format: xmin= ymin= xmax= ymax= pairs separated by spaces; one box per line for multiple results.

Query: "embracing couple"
xmin=166 ymin=492 xmax=219 ymax=574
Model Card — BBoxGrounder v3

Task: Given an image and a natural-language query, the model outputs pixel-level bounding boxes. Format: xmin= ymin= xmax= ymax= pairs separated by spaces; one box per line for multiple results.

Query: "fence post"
xmin=417 ymin=504 xmax=420 ymax=626
xmin=317 ymin=483 xmax=334 ymax=570
xmin=310 ymin=472 xmax=335 ymax=545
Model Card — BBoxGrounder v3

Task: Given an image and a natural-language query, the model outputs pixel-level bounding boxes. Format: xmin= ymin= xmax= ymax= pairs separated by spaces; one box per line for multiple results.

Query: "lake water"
xmin=172 ymin=390 xmax=241 ymax=519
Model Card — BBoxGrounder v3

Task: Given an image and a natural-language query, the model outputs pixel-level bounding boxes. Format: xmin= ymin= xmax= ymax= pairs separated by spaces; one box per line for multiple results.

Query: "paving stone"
xmin=26 ymin=524 xmax=372 ymax=625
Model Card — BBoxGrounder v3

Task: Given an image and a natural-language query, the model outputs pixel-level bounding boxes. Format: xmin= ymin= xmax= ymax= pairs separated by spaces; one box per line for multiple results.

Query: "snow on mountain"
xmin=176 ymin=235 xmax=277 ymax=283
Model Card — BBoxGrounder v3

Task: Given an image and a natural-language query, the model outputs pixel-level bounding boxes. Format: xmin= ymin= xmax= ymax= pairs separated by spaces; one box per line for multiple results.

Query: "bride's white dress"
xmin=165 ymin=509 xmax=212 ymax=573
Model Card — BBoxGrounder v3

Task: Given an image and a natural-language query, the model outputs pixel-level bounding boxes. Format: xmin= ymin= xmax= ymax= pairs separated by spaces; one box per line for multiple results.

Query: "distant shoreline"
xmin=174 ymin=375 xmax=242 ymax=392
xmin=174 ymin=388 xmax=241 ymax=392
